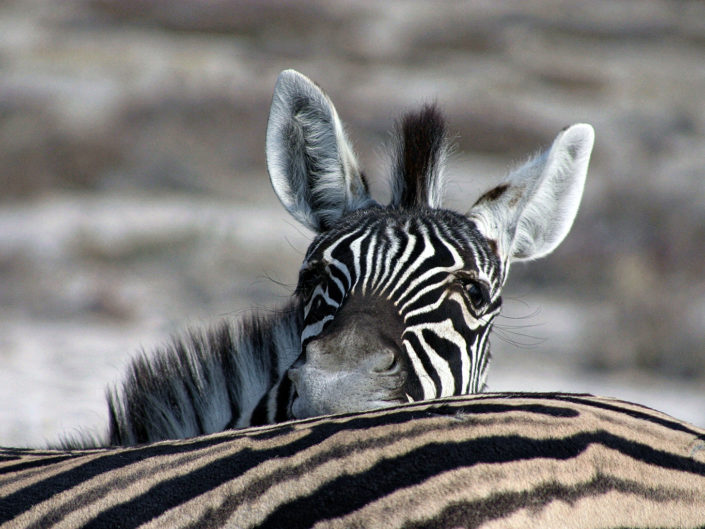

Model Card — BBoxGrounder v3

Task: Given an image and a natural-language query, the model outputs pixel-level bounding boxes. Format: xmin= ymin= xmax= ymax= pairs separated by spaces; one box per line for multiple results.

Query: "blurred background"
xmin=1 ymin=0 xmax=704 ymax=447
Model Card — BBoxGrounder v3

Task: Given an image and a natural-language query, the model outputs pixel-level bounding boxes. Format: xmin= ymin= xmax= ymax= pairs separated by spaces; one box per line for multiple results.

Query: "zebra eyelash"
xmin=453 ymin=271 xmax=492 ymax=312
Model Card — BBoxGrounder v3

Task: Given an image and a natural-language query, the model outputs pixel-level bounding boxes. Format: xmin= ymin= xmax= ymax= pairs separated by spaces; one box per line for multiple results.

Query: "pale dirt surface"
xmin=1 ymin=0 xmax=704 ymax=446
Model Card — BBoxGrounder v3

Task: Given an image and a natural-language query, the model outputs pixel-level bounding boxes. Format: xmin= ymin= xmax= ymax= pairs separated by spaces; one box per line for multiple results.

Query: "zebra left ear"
xmin=266 ymin=70 xmax=376 ymax=232
xmin=468 ymin=124 xmax=594 ymax=263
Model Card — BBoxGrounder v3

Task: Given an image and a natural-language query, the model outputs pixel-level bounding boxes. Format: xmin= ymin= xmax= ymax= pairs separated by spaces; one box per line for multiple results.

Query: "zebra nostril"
xmin=372 ymin=350 xmax=398 ymax=373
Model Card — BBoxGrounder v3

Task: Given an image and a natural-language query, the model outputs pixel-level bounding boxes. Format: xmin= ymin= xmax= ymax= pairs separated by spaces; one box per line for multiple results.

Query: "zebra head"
xmin=266 ymin=70 xmax=594 ymax=420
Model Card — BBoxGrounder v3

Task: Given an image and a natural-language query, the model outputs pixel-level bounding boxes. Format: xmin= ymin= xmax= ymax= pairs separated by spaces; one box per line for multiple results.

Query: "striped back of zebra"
xmin=93 ymin=69 xmax=595 ymax=446
xmin=3 ymin=394 xmax=705 ymax=529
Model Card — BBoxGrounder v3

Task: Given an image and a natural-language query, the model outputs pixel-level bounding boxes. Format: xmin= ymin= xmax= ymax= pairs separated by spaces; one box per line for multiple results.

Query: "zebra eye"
xmin=464 ymin=281 xmax=488 ymax=309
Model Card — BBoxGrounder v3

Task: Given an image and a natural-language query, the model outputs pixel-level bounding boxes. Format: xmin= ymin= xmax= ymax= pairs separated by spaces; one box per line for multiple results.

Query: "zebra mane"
xmin=389 ymin=103 xmax=449 ymax=209
xmin=55 ymin=300 xmax=303 ymax=449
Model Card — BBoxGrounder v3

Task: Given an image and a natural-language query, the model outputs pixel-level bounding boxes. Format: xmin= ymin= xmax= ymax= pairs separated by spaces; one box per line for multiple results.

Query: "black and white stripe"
xmin=298 ymin=209 xmax=502 ymax=400
xmin=3 ymin=394 xmax=705 ymax=528
xmin=60 ymin=70 xmax=594 ymax=447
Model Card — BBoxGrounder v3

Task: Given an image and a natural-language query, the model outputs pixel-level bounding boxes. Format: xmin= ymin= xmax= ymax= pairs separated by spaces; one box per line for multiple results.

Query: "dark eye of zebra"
xmin=463 ymin=280 xmax=489 ymax=310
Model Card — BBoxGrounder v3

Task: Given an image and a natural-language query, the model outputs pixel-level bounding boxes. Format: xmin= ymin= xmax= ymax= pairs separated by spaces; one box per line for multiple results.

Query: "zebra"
xmin=68 ymin=69 xmax=595 ymax=447
xmin=3 ymin=394 xmax=705 ymax=528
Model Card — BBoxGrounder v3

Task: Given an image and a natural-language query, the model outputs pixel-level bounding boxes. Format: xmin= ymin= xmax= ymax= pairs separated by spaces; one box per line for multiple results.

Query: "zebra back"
xmin=2 ymin=393 xmax=704 ymax=529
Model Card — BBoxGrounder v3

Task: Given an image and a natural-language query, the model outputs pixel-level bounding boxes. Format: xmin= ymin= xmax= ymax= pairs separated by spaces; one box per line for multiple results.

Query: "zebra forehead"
xmin=304 ymin=207 xmax=495 ymax=265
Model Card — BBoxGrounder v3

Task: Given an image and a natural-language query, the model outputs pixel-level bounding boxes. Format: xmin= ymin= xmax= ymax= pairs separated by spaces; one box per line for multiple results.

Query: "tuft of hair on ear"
xmin=389 ymin=103 xmax=449 ymax=209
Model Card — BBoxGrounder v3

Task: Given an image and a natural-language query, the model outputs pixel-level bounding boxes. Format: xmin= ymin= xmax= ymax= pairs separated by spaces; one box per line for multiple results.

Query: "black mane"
xmin=390 ymin=103 xmax=449 ymax=209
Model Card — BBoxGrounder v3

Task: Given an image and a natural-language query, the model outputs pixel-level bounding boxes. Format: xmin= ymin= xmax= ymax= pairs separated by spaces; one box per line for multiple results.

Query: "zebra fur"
xmin=3 ymin=394 xmax=705 ymax=529
xmin=58 ymin=69 xmax=594 ymax=447
xmin=97 ymin=303 xmax=303 ymax=447
xmin=390 ymin=103 xmax=449 ymax=209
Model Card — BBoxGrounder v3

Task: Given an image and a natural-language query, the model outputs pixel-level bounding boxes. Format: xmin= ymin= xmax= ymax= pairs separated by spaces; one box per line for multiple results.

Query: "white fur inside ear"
xmin=511 ymin=123 xmax=594 ymax=260
xmin=265 ymin=69 xmax=374 ymax=232
xmin=468 ymin=123 xmax=594 ymax=264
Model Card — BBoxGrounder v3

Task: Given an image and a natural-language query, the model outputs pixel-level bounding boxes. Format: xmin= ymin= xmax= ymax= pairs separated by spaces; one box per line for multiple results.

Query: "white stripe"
xmin=300 ymin=314 xmax=334 ymax=343
xmin=361 ymin=232 xmax=378 ymax=294
xmin=372 ymin=225 xmax=398 ymax=294
xmin=371 ymin=232 xmax=387 ymax=295
xmin=382 ymin=226 xmax=416 ymax=298
xmin=447 ymin=291 xmax=478 ymax=393
xmin=388 ymin=223 xmax=435 ymax=301
xmin=304 ymin=285 xmax=338 ymax=315
xmin=394 ymin=224 xmax=463 ymax=308
xmin=402 ymin=284 xmax=452 ymax=319
xmin=472 ymin=324 xmax=494 ymax=393
xmin=329 ymin=229 xmax=370 ymax=293
xmin=402 ymin=341 xmax=436 ymax=400
xmin=321 ymin=229 xmax=364 ymax=286
xmin=406 ymin=318 xmax=466 ymax=397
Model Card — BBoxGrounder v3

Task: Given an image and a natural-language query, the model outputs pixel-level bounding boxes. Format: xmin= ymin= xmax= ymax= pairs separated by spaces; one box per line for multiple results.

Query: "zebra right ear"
xmin=468 ymin=124 xmax=594 ymax=265
xmin=265 ymin=70 xmax=376 ymax=233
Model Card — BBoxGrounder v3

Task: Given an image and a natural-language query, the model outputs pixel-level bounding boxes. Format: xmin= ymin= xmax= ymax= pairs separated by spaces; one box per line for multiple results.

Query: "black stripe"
xmin=24 ymin=402 xmax=574 ymax=528
xmin=377 ymin=225 xmax=407 ymax=290
xmin=326 ymin=266 xmax=348 ymax=301
xmin=368 ymin=228 xmax=387 ymax=290
xmin=4 ymin=397 xmax=676 ymax=525
xmin=553 ymin=395 xmax=705 ymax=440
xmin=402 ymin=474 xmax=689 ymax=529
xmin=22 ymin=441 xmax=244 ymax=529
xmin=404 ymin=295 xmax=468 ymax=328
xmin=328 ymin=228 xmax=369 ymax=265
xmin=78 ymin=414 xmax=434 ymax=528
xmin=421 ymin=328 xmax=463 ymax=394
xmin=0 ymin=448 xmax=63 ymax=458
xmin=387 ymin=224 xmax=427 ymax=297
xmin=0 ymin=435 xmax=236 ymax=523
xmin=427 ymin=222 xmax=459 ymax=268
xmin=248 ymin=393 xmax=269 ymax=427
xmin=185 ymin=411 xmax=495 ymax=528
xmin=397 ymin=275 xmax=446 ymax=313
xmin=352 ymin=229 xmax=374 ymax=292
xmin=274 ymin=376 xmax=293 ymax=423
xmin=403 ymin=332 xmax=442 ymax=397
xmin=256 ymin=430 xmax=705 ymax=529
xmin=160 ymin=404 xmax=581 ymax=529
xmin=0 ymin=454 xmax=79 ymax=475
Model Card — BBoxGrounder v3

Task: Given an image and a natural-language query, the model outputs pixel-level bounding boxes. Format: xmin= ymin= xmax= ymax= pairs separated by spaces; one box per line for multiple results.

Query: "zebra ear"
xmin=265 ymin=69 xmax=376 ymax=232
xmin=468 ymin=124 xmax=594 ymax=263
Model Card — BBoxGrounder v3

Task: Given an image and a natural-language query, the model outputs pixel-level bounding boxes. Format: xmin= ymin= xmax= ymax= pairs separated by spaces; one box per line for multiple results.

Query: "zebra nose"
xmin=371 ymin=349 xmax=398 ymax=373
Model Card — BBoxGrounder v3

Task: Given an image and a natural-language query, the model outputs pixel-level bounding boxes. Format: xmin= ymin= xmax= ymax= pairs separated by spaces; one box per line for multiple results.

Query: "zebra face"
xmin=266 ymin=70 xmax=594 ymax=419
xmin=288 ymin=209 xmax=503 ymax=419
